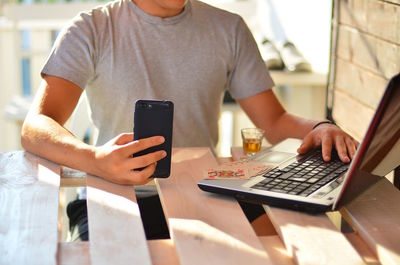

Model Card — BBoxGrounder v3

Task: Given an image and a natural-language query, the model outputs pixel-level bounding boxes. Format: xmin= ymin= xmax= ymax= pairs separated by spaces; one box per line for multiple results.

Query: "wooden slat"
xmin=54 ymin=240 xmax=179 ymax=265
xmin=332 ymin=89 xmax=375 ymax=141
xmin=258 ymin=236 xmax=294 ymax=265
xmin=156 ymin=148 xmax=271 ymax=265
xmin=265 ymin=207 xmax=365 ymax=265
xmin=335 ymin=58 xmax=387 ymax=108
xmin=148 ymin=239 xmax=180 ymax=265
xmin=341 ymin=178 xmax=400 ymax=265
xmin=0 ymin=151 xmax=60 ymax=265
xmin=58 ymin=242 xmax=90 ymax=265
xmin=231 ymin=146 xmax=365 ymax=265
xmin=344 ymin=233 xmax=379 ymax=265
xmin=58 ymin=240 xmax=180 ymax=265
xmin=60 ymin=176 xmax=86 ymax=187
xmin=60 ymin=166 xmax=87 ymax=187
xmin=336 ymin=24 xmax=400 ymax=79
xmin=86 ymin=174 xmax=152 ymax=265
xmin=339 ymin=0 xmax=400 ymax=44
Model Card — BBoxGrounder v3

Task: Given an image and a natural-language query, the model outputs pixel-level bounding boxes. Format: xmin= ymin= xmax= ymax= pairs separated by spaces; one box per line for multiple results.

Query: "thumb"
xmin=114 ymin=133 xmax=134 ymax=145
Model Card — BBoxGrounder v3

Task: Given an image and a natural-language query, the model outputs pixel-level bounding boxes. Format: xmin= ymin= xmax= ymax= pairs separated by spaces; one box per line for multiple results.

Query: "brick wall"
xmin=329 ymin=0 xmax=400 ymax=140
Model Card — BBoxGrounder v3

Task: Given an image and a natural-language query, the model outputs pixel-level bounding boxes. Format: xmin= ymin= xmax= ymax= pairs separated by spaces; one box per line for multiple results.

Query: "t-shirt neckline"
xmin=128 ymin=0 xmax=191 ymax=25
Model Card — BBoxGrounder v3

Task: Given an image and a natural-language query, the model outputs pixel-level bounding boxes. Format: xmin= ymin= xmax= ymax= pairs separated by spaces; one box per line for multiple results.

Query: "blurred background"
xmin=0 ymin=0 xmax=332 ymax=156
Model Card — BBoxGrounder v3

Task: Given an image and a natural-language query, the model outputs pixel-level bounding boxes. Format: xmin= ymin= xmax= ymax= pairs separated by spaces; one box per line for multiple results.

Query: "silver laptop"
xmin=198 ymin=73 xmax=400 ymax=212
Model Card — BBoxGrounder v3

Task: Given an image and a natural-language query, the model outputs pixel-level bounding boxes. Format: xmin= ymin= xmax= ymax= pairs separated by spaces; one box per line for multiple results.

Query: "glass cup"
xmin=241 ymin=128 xmax=265 ymax=156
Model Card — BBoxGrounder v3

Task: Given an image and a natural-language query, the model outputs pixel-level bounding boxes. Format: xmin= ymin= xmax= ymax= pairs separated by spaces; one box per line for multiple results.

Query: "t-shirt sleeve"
xmin=41 ymin=12 xmax=97 ymax=89
xmin=227 ymin=17 xmax=274 ymax=99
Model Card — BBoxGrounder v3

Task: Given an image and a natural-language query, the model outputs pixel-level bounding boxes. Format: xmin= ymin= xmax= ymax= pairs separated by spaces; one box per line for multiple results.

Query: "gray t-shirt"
xmin=42 ymin=0 xmax=274 ymax=149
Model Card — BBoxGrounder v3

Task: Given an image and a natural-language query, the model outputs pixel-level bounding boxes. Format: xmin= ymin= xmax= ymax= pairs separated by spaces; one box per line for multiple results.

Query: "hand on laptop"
xmin=297 ymin=123 xmax=359 ymax=163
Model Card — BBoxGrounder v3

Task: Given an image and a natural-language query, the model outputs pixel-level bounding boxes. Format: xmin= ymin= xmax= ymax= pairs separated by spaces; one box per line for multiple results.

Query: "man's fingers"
xmin=129 ymin=163 xmax=157 ymax=185
xmin=354 ymin=139 xmax=360 ymax=149
xmin=297 ymin=134 xmax=314 ymax=154
xmin=114 ymin=133 xmax=134 ymax=145
xmin=345 ymin=137 xmax=357 ymax=160
xmin=321 ymin=135 xmax=333 ymax=161
xmin=334 ymin=136 xmax=350 ymax=163
xmin=113 ymin=163 xmax=157 ymax=185
xmin=299 ymin=124 xmax=358 ymax=163
xmin=125 ymin=150 xmax=167 ymax=169
xmin=121 ymin=136 xmax=165 ymax=157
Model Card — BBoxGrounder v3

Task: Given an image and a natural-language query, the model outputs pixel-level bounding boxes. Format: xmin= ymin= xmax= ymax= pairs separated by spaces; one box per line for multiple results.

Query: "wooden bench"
xmin=1 ymin=147 xmax=399 ymax=264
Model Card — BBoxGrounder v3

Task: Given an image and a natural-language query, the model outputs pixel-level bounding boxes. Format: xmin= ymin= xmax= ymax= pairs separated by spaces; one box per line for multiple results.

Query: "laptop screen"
xmin=357 ymin=74 xmax=400 ymax=176
xmin=334 ymin=73 xmax=400 ymax=209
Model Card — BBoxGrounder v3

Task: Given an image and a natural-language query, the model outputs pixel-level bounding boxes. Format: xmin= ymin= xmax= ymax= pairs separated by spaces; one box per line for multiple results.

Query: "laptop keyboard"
xmin=251 ymin=150 xmax=349 ymax=197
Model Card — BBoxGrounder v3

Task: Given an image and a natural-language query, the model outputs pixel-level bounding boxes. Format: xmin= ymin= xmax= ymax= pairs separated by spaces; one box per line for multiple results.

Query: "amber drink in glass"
xmin=241 ymin=128 xmax=265 ymax=156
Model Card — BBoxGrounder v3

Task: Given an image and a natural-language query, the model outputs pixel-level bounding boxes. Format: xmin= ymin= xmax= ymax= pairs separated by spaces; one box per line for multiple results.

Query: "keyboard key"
xmin=298 ymin=183 xmax=310 ymax=189
xmin=330 ymin=181 xmax=340 ymax=189
xmin=269 ymin=188 xmax=286 ymax=193
xmin=292 ymin=188 xmax=305 ymax=194
xmin=290 ymin=177 xmax=308 ymax=182
xmin=299 ymin=191 xmax=313 ymax=197
xmin=278 ymin=172 xmax=294 ymax=179
xmin=253 ymin=183 xmax=265 ymax=188
xmin=306 ymin=177 xmax=319 ymax=184
xmin=260 ymin=178 xmax=273 ymax=185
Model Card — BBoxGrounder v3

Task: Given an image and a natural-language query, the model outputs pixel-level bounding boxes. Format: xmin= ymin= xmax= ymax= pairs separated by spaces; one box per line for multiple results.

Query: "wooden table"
xmin=1 ymin=147 xmax=400 ymax=265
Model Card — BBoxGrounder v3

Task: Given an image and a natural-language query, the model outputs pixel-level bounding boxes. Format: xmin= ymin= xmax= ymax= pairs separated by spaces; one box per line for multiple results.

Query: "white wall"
xmin=258 ymin=0 xmax=332 ymax=73
xmin=204 ymin=0 xmax=332 ymax=73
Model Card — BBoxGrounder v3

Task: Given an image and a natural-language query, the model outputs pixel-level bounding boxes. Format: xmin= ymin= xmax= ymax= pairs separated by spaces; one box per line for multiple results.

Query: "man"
xmin=21 ymin=0 xmax=357 ymax=240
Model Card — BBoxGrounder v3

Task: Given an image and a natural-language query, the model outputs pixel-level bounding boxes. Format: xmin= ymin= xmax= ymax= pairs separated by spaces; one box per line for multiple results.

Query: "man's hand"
xmin=93 ymin=133 xmax=166 ymax=185
xmin=297 ymin=123 xmax=359 ymax=163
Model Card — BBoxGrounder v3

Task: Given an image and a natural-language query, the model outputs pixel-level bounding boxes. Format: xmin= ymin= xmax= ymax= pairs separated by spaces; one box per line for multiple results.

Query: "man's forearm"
xmin=266 ymin=112 xmax=316 ymax=144
xmin=21 ymin=114 xmax=96 ymax=174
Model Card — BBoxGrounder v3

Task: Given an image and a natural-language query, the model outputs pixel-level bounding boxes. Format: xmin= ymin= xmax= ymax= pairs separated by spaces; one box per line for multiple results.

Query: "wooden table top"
xmin=1 ymin=147 xmax=400 ymax=265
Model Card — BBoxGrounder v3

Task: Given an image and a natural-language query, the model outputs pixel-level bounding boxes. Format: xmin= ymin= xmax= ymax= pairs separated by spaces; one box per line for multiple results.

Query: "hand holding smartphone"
xmin=133 ymin=100 xmax=174 ymax=178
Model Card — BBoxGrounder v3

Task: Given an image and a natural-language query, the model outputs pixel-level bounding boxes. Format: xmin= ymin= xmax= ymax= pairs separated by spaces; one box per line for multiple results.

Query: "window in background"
xmin=21 ymin=30 xmax=32 ymax=96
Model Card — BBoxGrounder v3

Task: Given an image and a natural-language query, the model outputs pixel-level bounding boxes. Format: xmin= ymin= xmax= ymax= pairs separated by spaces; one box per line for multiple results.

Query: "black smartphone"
xmin=133 ymin=100 xmax=174 ymax=178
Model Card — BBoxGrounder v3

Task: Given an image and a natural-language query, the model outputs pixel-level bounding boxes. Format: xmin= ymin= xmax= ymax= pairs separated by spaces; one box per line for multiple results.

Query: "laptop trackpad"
xmin=251 ymin=151 xmax=296 ymax=165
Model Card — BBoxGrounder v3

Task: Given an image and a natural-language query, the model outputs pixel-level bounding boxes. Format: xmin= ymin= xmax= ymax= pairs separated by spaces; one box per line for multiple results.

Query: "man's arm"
xmin=237 ymin=89 xmax=358 ymax=162
xmin=21 ymin=75 xmax=166 ymax=185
